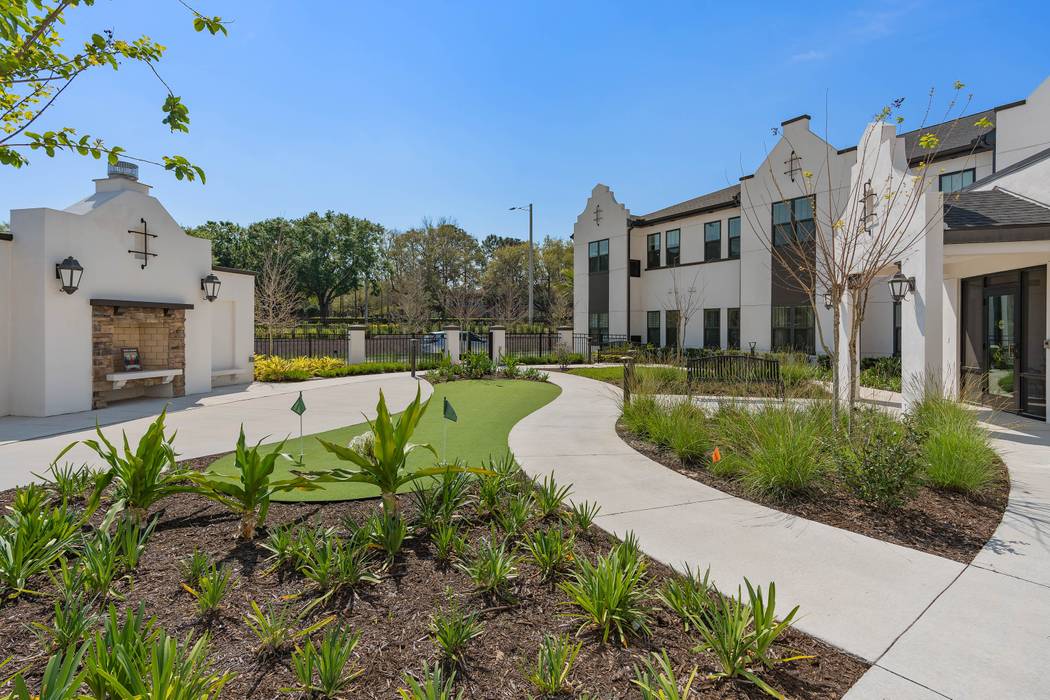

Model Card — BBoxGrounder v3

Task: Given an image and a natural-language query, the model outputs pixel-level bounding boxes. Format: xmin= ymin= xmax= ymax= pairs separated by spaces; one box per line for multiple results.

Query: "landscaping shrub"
xmin=910 ymin=394 xmax=997 ymax=492
xmin=243 ymin=600 xmax=335 ymax=656
xmin=459 ymin=537 xmax=520 ymax=600
xmin=290 ymin=625 xmax=363 ymax=698
xmin=534 ymin=471 xmax=572 ymax=517
xmin=430 ymin=599 xmax=483 ymax=666
xmin=565 ymin=500 xmax=601 ymax=533
xmin=559 ymin=541 xmax=651 ymax=644
xmin=253 ymin=355 xmax=434 ymax=382
xmin=859 ymin=356 xmax=902 ymax=392
xmin=632 ymin=650 xmax=697 ymax=700
xmin=0 ymin=494 xmax=81 ymax=599
xmin=523 ymin=526 xmax=575 ymax=580
xmin=656 ymin=563 xmax=711 ymax=631
xmin=836 ymin=408 xmax=920 ymax=510
xmin=526 ymin=633 xmax=581 ymax=695
xmin=399 ymin=663 xmax=462 ymax=700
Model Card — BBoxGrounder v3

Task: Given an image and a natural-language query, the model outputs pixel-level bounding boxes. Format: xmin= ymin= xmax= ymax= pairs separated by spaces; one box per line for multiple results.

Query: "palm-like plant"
xmin=197 ymin=427 xmax=318 ymax=539
xmin=83 ymin=409 xmax=196 ymax=524
xmin=309 ymin=388 xmax=485 ymax=516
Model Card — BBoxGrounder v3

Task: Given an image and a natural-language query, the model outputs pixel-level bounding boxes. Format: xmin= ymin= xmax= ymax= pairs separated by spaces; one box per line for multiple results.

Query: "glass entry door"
xmin=983 ymin=287 xmax=1018 ymax=408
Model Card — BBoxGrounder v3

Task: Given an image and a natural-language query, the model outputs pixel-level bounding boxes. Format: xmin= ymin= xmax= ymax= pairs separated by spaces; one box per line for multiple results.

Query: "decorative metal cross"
xmin=784 ymin=150 xmax=803 ymax=182
xmin=127 ymin=217 xmax=158 ymax=269
xmin=593 ymin=204 xmax=602 ymax=226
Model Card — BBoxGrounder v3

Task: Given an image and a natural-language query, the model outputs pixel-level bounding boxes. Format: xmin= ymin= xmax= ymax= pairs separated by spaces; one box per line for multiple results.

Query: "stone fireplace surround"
xmin=91 ymin=301 xmax=188 ymax=409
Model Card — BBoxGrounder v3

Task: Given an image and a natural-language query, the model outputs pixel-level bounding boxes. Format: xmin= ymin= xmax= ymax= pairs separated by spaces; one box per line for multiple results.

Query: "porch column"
xmin=490 ymin=326 xmax=507 ymax=362
xmin=901 ymin=194 xmax=945 ymax=413
xmin=1046 ymin=263 xmax=1050 ymax=423
xmin=444 ymin=325 xmax=461 ymax=364
xmin=348 ymin=325 xmax=366 ymax=364
xmin=836 ymin=294 xmax=855 ymax=405
xmin=942 ymin=278 xmax=960 ymax=398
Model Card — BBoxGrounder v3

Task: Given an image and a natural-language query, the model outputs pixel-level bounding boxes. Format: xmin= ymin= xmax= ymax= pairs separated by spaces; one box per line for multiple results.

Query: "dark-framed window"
xmin=771 ymin=305 xmax=815 ymax=354
xmin=939 ymin=168 xmax=975 ymax=193
xmin=646 ymin=233 xmax=661 ymax=268
xmin=647 ymin=310 xmax=661 ymax=346
xmin=588 ymin=239 xmax=609 ymax=273
xmin=703 ymin=308 xmax=721 ymax=348
xmin=665 ymin=310 xmax=680 ymax=348
xmin=727 ymin=307 xmax=740 ymax=349
xmin=772 ymin=196 xmax=815 ymax=247
xmin=893 ymin=301 xmax=902 ymax=357
xmin=727 ymin=216 xmax=741 ymax=259
xmin=588 ymin=311 xmax=609 ymax=338
xmin=665 ymin=229 xmax=681 ymax=267
xmin=704 ymin=221 xmax=721 ymax=261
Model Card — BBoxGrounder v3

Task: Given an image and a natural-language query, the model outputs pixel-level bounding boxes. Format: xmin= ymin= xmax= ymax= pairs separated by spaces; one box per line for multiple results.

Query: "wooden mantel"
xmin=89 ymin=298 xmax=195 ymax=311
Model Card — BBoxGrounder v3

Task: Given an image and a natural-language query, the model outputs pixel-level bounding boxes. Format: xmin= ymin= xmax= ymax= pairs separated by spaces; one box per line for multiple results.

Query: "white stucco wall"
xmin=910 ymin=150 xmax=994 ymax=186
xmin=211 ymin=269 xmax=255 ymax=386
xmin=971 ymin=152 xmax=1050 ymax=206
xmin=572 ymin=184 xmax=630 ymax=336
xmin=5 ymin=175 xmax=253 ymax=417
xmin=0 ymin=238 xmax=11 ymax=417
xmin=995 ymin=76 xmax=1050 ymax=170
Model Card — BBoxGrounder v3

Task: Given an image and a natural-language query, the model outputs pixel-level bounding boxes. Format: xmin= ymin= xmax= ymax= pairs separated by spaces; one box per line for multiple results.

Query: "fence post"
xmin=348 ymin=325 xmax=366 ymax=364
xmin=490 ymin=325 xmax=506 ymax=362
xmin=623 ymin=355 xmax=635 ymax=405
xmin=444 ymin=325 xmax=461 ymax=364
xmin=557 ymin=326 xmax=573 ymax=356
xmin=410 ymin=338 xmax=419 ymax=378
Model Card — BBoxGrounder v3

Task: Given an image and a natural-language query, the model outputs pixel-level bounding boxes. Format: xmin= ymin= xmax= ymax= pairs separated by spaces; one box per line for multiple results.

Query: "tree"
xmin=185 ymin=220 xmax=256 ymax=268
xmin=538 ymin=237 xmax=573 ymax=325
xmin=255 ymin=229 xmax=302 ymax=354
xmin=290 ymin=212 xmax=385 ymax=320
xmin=745 ymin=82 xmax=991 ymax=419
xmin=480 ymin=234 xmax=519 ymax=259
xmin=484 ymin=243 xmax=529 ymax=324
xmin=663 ymin=266 xmax=704 ymax=359
xmin=1 ymin=0 xmax=228 ymax=181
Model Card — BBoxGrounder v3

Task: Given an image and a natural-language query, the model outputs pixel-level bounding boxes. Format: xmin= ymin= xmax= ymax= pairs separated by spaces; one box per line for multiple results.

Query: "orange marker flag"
xmin=711 ymin=447 xmax=722 ymax=463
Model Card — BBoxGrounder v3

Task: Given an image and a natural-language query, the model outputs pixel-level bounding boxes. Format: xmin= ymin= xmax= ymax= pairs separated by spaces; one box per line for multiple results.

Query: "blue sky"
xmin=3 ymin=1 xmax=1048 ymax=242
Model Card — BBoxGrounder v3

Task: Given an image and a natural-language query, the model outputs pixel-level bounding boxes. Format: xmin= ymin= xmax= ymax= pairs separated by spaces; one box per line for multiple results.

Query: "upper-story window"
xmin=646 ymin=233 xmax=661 ymax=268
xmin=588 ymin=239 xmax=609 ymax=273
xmin=939 ymin=168 xmax=975 ymax=193
xmin=772 ymin=195 xmax=815 ymax=246
xmin=665 ymin=229 xmax=681 ymax=266
xmin=728 ymin=216 xmax=741 ymax=258
xmin=704 ymin=221 xmax=721 ymax=261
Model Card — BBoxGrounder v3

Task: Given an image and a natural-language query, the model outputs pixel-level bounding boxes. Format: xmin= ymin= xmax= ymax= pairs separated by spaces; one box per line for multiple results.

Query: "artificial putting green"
xmin=206 ymin=379 xmax=560 ymax=502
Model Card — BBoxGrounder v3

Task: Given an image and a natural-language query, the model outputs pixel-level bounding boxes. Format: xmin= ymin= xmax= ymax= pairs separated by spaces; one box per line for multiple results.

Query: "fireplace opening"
xmin=92 ymin=304 xmax=186 ymax=409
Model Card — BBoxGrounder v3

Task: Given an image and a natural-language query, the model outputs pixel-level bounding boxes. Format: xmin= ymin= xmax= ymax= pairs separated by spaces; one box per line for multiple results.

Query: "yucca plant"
xmin=182 ymin=562 xmax=232 ymax=617
xmin=290 ymin=625 xmax=363 ymax=698
xmin=523 ymin=526 xmax=574 ymax=580
xmin=243 ymin=600 xmax=335 ymax=656
xmin=534 ymin=472 xmax=572 ymax=518
xmin=559 ymin=546 xmax=651 ymax=645
xmin=0 ymin=497 xmax=81 ymax=599
xmin=398 ymin=663 xmax=463 ymax=700
xmin=656 ymin=563 xmax=712 ymax=631
xmin=32 ymin=592 xmax=101 ymax=653
xmin=83 ymin=409 xmax=198 ymax=524
xmin=115 ymin=514 xmax=158 ymax=571
xmin=525 ymin=633 xmax=581 ymax=695
xmin=8 ymin=644 xmax=87 ymax=700
xmin=631 ymin=650 xmax=698 ymax=700
xmin=430 ymin=601 xmax=483 ymax=667
xmin=309 ymin=388 xmax=487 ymax=517
xmin=196 ymin=427 xmax=318 ymax=539
xmin=565 ymin=500 xmax=601 ymax=533
xmin=431 ymin=521 xmax=466 ymax=563
xmin=458 ymin=537 xmax=520 ymax=601
xmin=366 ymin=511 xmax=410 ymax=558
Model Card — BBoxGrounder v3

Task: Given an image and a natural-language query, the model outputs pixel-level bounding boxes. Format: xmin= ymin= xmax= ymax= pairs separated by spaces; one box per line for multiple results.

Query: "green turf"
xmin=206 ymin=379 xmax=560 ymax=502
xmin=567 ymin=365 xmax=686 ymax=386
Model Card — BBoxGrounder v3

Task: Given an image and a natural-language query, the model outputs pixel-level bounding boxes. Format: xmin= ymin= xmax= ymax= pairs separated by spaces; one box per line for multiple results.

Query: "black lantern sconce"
xmin=200 ymin=273 xmax=221 ymax=302
xmin=888 ymin=271 xmax=916 ymax=303
xmin=55 ymin=256 xmax=84 ymax=294
xmin=822 ymin=290 xmax=834 ymax=310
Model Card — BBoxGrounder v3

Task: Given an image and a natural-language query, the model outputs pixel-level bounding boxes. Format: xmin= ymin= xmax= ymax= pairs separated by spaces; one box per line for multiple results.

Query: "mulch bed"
xmin=618 ymin=424 xmax=1009 ymax=564
xmin=0 ymin=454 xmax=868 ymax=699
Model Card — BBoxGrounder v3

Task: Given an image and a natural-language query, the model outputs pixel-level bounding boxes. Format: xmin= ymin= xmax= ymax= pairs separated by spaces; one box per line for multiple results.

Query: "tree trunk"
xmin=381 ymin=491 xmax=399 ymax=517
xmin=239 ymin=511 xmax=256 ymax=540
xmin=831 ymin=306 xmax=841 ymax=425
xmin=318 ymin=297 xmax=331 ymax=321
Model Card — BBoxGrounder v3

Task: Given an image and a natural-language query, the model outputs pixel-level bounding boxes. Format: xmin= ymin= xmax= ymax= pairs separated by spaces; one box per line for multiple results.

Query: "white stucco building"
xmin=0 ymin=162 xmax=255 ymax=417
xmin=574 ymin=77 xmax=1050 ymax=421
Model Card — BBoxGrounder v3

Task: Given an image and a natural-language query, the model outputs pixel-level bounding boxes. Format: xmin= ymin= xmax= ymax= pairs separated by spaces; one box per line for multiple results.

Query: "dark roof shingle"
xmin=634 ymin=184 xmax=740 ymax=223
xmin=901 ymin=109 xmax=995 ymax=163
xmin=944 ymin=189 xmax=1050 ymax=229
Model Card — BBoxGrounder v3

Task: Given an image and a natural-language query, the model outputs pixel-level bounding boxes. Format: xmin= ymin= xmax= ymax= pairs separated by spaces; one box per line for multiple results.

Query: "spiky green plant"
xmin=565 ymin=500 xmax=601 ymax=533
xmin=179 ymin=548 xmax=211 ymax=584
xmin=522 ymin=526 xmax=574 ymax=580
xmin=631 ymin=650 xmax=697 ymax=700
xmin=243 ymin=600 xmax=335 ymax=656
xmin=299 ymin=535 xmax=379 ymax=594
xmin=398 ymin=663 xmax=463 ymax=700
xmin=182 ymin=562 xmax=232 ymax=617
xmin=493 ymin=493 xmax=533 ymax=536
xmin=0 ymin=496 xmax=81 ymax=599
xmin=430 ymin=601 xmax=483 ymax=667
xmin=115 ymin=514 xmax=158 ymax=571
xmin=32 ymin=592 xmax=101 ymax=653
xmin=534 ymin=471 xmax=572 ymax=518
xmin=559 ymin=546 xmax=651 ymax=644
xmin=8 ymin=644 xmax=87 ymax=700
xmin=458 ymin=537 xmax=520 ymax=600
xmin=366 ymin=511 xmax=409 ymax=559
xmin=525 ymin=633 xmax=581 ymax=695
xmin=656 ymin=563 xmax=712 ymax=631
xmin=431 ymin=521 xmax=466 ymax=563
xmin=290 ymin=625 xmax=362 ymax=698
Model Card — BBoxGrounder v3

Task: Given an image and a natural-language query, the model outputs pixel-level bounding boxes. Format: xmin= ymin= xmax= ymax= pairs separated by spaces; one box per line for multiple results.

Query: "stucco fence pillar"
xmin=347 ymin=325 xmax=366 ymax=365
xmin=444 ymin=325 xmax=461 ymax=364
xmin=557 ymin=326 xmax=574 ymax=356
xmin=489 ymin=326 xmax=507 ymax=362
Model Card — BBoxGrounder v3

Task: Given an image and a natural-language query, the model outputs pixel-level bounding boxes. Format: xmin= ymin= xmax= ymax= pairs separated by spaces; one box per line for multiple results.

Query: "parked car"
xmin=419 ymin=331 xmax=487 ymax=355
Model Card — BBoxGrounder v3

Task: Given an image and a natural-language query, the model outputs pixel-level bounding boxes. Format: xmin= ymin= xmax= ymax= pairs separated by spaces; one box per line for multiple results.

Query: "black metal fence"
xmin=570 ymin=333 xmax=634 ymax=362
xmin=365 ymin=333 xmax=441 ymax=364
xmin=254 ymin=328 xmax=347 ymax=359
xmin=461 ymin=332 xmax=488 ymax=357
xmin=504 ymin=333 xmax=562 ymax=359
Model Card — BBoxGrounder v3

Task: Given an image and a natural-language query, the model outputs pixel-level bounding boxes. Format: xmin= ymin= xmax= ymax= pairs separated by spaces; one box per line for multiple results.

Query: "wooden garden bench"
xmin=686 ymin=354 xmax=784 ymax=399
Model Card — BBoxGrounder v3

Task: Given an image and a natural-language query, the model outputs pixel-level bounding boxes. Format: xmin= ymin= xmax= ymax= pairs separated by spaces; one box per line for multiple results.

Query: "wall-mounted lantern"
xmin=55 ymin=256 xmax=84 ymax=294
xmin=822 ymin=290 xmax=834 ymax=310
xmin=200 ymin=273 xmax=221 ymax=302
xmin=888 ymin=271 xmax=916 ymax=303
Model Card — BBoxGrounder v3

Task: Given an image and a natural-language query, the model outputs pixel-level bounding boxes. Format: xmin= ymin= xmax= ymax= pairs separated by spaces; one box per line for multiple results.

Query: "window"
xmin=704 ymin=221 xmax=721 ymax=261
xmin=665 ymin=229 xmax=681 ymax=267
xmin=727 ymin=307 xmax=740 ymax=349
xmin=728 ymin=217 xmax=741 ymax=259
xmin=647 ymin=310 xmax=661 ymax=346
xmin=646 ymin=233 xmax=661 ymax=268
xmin=588 ymin=239 xmax=609 ymax=273
xmin=772 ymin=196 xmax=815 ymax=246
xmin=939 ymin=168 xmax=975 ymax=193
xmin=893 ymin=301 xmax=902 ymax=357
xmin=771 ymin=305 xmax=815 ymax=354
xmin=665 ymin=310 xmax=680 ymax=348
xmin=704 ymin=308 xmax=721 ymax=348
xmin=588 ymin=312 xmax=609 ymax=339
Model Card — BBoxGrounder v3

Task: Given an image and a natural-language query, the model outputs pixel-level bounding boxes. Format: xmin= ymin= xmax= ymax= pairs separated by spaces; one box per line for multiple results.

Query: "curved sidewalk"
xmin=509 ymin=372 xmax=1050 ymax=699
xmin=0 ymin=372 xmax=430 ymax=491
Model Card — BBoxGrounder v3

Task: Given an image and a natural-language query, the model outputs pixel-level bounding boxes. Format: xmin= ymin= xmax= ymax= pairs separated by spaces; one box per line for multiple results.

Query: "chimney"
xmin=94 ymin=160 xmax=151 ymax=194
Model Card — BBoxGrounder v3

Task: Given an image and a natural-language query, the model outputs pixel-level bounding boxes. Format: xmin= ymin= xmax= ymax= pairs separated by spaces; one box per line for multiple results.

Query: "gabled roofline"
xmin=212 ymin=265 xmax=257 ymax=277
xmin=781 ymin=114 xmax=811 ymax=126
xmin=628 ymin=194 xmax=741 ymax=229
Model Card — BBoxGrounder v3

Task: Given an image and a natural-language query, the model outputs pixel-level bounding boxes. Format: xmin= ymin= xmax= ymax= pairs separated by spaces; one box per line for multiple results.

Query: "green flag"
xmin=443 ymin=397 xmax=458 ymax=422
xmin=290 ymin=392 xmax=306 ymax=416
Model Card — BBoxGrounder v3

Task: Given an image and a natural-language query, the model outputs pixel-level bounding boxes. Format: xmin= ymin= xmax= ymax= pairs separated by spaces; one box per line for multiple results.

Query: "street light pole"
xmin=510 ymin=203 xmax=535 ymax=326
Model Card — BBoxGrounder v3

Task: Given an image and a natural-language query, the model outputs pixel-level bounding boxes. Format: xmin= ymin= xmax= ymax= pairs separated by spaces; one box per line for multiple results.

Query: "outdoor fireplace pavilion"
xmin=0 ymin=163 xmax=255 ymax=417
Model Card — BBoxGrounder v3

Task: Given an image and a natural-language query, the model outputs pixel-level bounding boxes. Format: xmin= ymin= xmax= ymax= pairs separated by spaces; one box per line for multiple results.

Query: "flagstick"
xmin=299 ymin=413 xmax=304 ymax=465
xmin=442 ymin=418 xmax=448 ymax=466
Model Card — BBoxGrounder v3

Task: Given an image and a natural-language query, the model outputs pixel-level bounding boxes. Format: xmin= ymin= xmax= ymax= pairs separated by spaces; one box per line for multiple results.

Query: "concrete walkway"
xmin=0 ymin=372 xmax=430 ymax=490
xmin=509 ymin=372 xmax=1050 ymax=699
